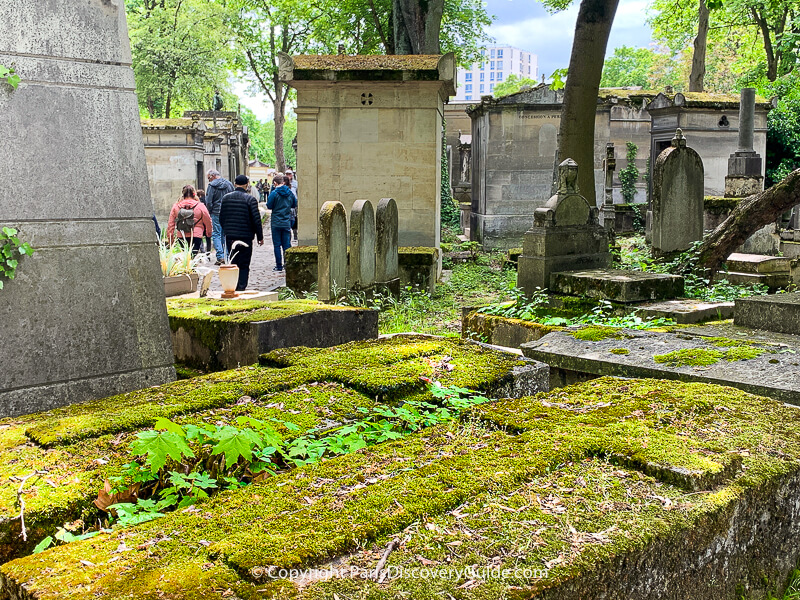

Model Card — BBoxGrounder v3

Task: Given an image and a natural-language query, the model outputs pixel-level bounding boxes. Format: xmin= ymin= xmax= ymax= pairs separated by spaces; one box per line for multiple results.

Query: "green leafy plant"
xmin=0 ymin=64 xmax=20 ymax=89
xmin=0 ymin=227 xmax=35 ymax=290
xmin=159 ymin=238 xmax=209 ymax=276
xmin=619 ymin=142 xmax=640 ymax=204
xmin=101 ymin=383 xmax=491 ymax=529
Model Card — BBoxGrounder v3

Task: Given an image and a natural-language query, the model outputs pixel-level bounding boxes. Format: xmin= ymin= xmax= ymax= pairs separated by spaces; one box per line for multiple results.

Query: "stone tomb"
xmin=3 ymin=364 xmax=800 ymax=599
xmin=317 ymin=201 xmax=348 ymax=302
xmin=549 ymin=269 xmax=684 ymax=304
xmin=517 ymin=159 xmax=611 ymax=296
xmin=281 ymin=53 xmax=455 ymax=257
xmin=735 ymin=291 xmax=800 ymax=335
xmin=0 ymin=0 xmax=174 ymax=416
xmin=521 ymin=325 xmax=800 ymax=404
xmin=167 ymin=298 xmax=378 ymax=370
xmin=651 ymin=129 xmax=704 ymax=255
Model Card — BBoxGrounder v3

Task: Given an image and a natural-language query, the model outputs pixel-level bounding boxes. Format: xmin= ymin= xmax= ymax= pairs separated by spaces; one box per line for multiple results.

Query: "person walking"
xmin=166 ymin=184 xmax=212 ymax=255
xmin=219 ymin=175 xmax=264 ymax=290
xmin=267 ymin=173 xmax=297 ymax=272
xmin=196 ymin=188 xmax=212 ymax=253
xmin=205 ymin=169 xmax=234 ymax=265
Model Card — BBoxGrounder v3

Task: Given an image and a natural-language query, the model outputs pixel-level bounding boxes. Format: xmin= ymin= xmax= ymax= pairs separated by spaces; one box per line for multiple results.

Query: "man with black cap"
xmin=219 ymin=174 xmax=264 ymax=291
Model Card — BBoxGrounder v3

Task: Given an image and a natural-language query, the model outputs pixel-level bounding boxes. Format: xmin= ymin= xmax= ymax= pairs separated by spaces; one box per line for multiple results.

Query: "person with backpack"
xmin=166 ymin=184 xmax=212 ymax=255
xmin=267 ymin=173 xmax=297 ymax=272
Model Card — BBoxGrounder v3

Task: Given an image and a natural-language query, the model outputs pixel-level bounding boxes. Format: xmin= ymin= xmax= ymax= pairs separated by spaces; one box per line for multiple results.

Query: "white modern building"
xmin=454 ymin=46 xmax=538 ymax=101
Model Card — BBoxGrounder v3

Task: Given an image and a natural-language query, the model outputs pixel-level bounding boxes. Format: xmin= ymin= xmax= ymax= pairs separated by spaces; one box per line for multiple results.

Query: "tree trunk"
xmin=689 ymin=0 xmax=708 ymax=92
xmin=393 ymin=0 xmax=444 ymax=54
xmin=557 ymin=0 xmax=620 ymax=208
xmin=693 ymin=169 xmax=800 ymax=274
xmin=273 ymin=91 xmax=286 ymax=172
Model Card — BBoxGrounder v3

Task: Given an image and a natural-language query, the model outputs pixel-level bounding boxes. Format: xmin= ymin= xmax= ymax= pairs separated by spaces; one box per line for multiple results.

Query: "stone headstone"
xmin=725 ymin=88 xmax=763 ymax=197
xmin=317 ymin=201 xmax=348 ymax=302
xmin=376 ymin=197 xmax=399 ymax=294
xmin=0 ymin=1 xmax=174 ymax=416
xmin=349 ymin=199 xmax=376 ymax=292
xmin=517 ymin=159 xmax=611 ymax=295
xmin=652 ymin=129 xmax=704 ymax=255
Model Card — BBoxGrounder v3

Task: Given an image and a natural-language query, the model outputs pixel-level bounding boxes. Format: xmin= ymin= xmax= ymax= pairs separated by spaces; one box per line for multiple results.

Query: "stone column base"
xmin=725 ymin=175 xmax=763 ymax=198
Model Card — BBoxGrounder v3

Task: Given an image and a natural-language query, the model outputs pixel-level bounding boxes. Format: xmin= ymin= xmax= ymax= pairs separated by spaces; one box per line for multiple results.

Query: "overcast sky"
xmin=236 ymin=0 xmax=655 ymax=121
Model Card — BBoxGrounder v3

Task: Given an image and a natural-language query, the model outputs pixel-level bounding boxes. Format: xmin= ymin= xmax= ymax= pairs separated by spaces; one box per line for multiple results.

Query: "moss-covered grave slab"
xmin=167 ymin=298 xmax=379 ymax=370
xmin=521 ymin=326 xmax=800 ymax=404
xmin=0 ymin=335 xmax=543 ymax=564
xmin=2 ymin=377 xmax=800 ymax=599
xmin=549 ymin=269 xmax=685 ymax=303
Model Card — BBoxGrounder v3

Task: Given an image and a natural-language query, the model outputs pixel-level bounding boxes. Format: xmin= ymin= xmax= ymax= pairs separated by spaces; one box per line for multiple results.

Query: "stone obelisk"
xmin=724 ymin=88 xmax=764 ymax=197
xmin=0 ymin=1 xmax=175 ymax=416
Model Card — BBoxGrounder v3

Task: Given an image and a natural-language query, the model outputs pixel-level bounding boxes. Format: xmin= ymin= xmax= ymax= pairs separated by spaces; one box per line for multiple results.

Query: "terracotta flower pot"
xmin=218 ymin=265 xmax=240 ymax=298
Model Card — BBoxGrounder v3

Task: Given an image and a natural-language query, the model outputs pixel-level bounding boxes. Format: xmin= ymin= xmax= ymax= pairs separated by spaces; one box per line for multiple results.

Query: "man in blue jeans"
xmin=205 ymin=169 xmax=234 ymax=264
xmin=267 ymin=173 xmax=297 ymax=272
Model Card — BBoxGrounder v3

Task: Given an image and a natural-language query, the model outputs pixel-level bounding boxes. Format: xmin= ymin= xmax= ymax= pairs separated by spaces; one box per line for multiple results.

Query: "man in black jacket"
xmin=219 ymin=174 xmax=264 ymax=291
xmin=205 ymin=169 xmax=235 ymax=264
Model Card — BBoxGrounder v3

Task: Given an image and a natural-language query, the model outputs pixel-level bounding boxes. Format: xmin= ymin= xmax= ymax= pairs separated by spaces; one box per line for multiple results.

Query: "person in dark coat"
xmin=205 ymin=169 xmax=235 ymax=264
xmin=219 ymin=174 xmax=264 ymax=290
xmin=267 ymin=173 xmax=297 ymax=272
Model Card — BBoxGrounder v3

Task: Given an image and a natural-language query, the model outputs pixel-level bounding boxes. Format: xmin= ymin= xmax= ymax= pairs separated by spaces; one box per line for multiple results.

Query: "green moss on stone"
xmin=654 ymin=348 xmax=724 ymax=366
xmin=610 ymin=348 xmax=630 ymax=355
xmin=704 ymin=196 xmax=741 ymax=214
xmin=572 ymin=326 xmax=631 ymax=342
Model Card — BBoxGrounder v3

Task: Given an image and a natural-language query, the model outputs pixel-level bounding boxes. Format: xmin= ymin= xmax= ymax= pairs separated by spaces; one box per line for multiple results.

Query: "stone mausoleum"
xmin=281 ymin=53 xmax=456 ymax=251
xmin=462 ymin=86 xmax=770 ymax=250
xmin=142 ymin=111 xmax=249 ymax=222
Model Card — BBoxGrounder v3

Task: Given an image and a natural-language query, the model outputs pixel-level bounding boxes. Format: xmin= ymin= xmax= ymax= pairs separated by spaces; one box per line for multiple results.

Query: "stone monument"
xmin=651 ymin=129 xmax=704 ymax=256
xmin=725 ymin=88 xmax=763 ymax=198
xmin=376 ymin=198 xmax=400 ymax=295
xmin=279 ymin=52 xmax=455 ymax=261
xmin=0 ymin=0 xmax=175 ymax=416
xmin=317 ymin=201 xmax=348 ymax=303
xmin=349 ymin=199 xmax=376 ymax=292
xmin=517 ymin=159 xmax=611 ymax=296
xmin=600 ymin=143 xmax=617 ymax=231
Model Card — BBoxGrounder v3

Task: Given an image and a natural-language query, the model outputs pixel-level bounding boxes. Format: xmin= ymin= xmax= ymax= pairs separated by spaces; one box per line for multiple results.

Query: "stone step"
xmin=725 ymin=252 xmax=792 ymax=274
xmin=734 ymin=291 xmax=800 ymax=335
xmin=722 ymin=271 xmax=791 ymax=289
xmin=780 ymin=241 xmax=800 ymax=259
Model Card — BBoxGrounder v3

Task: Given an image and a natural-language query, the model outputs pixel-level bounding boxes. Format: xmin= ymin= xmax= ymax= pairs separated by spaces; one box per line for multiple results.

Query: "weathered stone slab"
xmin=735 ymin=292 xmax=800 ymax=334
xmin=168 ymin=298 xmax=379 ymax=370
xmin=348 ymin=199 xmax=376 ymax=291
xmin=0 ymin=335 xmax=542 ymax=564
xmin=636 ymin=299 xmax=734 ymax=324
xmin=725 ymin=252 xmax=791 ymax=274
xmin=2 ymin=375 xmax=800 ymax=599
xmin=0 ymin=0 xmax=175 ymax=417
xmin=376 ymin=197 xmax=399 ymax=293
xmin=317 ymin=201 xmax=348 ymax=302
xmin=550 ymin=269 xmax=684 ymax=303
xmin=521 ymin=327 xmax=800 ymax=404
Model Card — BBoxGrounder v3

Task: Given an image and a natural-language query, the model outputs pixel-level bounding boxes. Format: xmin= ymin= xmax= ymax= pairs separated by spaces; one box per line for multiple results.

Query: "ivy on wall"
xmin=0 ymin=228 xmax=34 ymax=290
xmin=0 ymin=64 xmax=20 ymax=89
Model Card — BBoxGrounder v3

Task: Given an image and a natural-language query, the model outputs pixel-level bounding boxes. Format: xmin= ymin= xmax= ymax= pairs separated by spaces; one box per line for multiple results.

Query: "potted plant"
xmin=218 ymin=240 xmax=249 ymax=299
xmin=159 ymin=239 xmax=210 ymax=297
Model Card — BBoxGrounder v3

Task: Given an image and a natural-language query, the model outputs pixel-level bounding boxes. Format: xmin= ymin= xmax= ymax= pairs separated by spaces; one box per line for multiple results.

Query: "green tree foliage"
xmin=126 ymin=0 xmax=235 ymax=118
xmin=762 ymin=72 xmax=800 ymax=185
xmin=238 ymin=107 xmax=270 ymax=162
xmin=618 ymin=142 xmax=640 ymax=203
xmin=600 ymin=46 xmax=655 ymax=87
xmin=493 ymin=74 xmax=540 ymax=98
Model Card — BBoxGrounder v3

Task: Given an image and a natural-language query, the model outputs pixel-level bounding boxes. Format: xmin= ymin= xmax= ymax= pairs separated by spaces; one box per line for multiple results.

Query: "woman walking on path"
xmin=267 ymin=173 xmax=297 ymax=272
xmin=166 ymin=184 xmax=212 ymax=255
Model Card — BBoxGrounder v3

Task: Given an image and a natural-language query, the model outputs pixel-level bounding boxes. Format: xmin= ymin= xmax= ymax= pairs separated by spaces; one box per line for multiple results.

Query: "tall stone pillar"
xmin=0 ymin=1 xmax=175 ymax=416
xmin=725 ymin=88 xmax=763 ymax=197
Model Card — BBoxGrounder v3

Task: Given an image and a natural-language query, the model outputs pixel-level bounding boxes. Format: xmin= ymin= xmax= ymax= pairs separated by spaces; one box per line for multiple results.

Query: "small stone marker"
xmin=651 ymin=129 xmax=704 ymax=255
xmin=349 ymin=199 xmax=376 ymax=292
xmin=517 ymin=159 xmax=610 ymax=295
xmin=317 ymin=201 xmax=348 ymax=303
xmin=376 ymin=197 xmax=400 ymax=294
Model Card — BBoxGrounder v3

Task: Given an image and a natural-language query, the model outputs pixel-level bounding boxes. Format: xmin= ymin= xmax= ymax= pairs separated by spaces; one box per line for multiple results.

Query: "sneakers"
xmin=214 ymin=259 xmax=223 ymax=266
xmin=272 ymin=267 xmax=284 ymax=272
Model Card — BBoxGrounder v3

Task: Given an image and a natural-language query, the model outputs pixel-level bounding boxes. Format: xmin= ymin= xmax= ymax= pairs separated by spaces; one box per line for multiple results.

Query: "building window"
xmin=497 ymin=49 xmax=504 ymax=58
xmin=490 ymin=60 xmax=495 ymax=69
xmin=490 ymin=48 xmax=495 ymax=58
xmin=465 ymin=95 xmax=472 ymax=100
xmin=489 ymin=83 xmax=494 ymax=92
xmin=480 ymin=84 xmax=484 ymax=93
xmin=465 ymin=84 xmax=472 ymax=93
xmin=497 ymin=72 xmax=503 ymax=81
xmin=465 ymin=73 xmax=472 ymax=82
xmin=528 ymin=65 xmax=531 ymax=74
xmin=480 ymin=72 xmax=484 ymax=81
xmin=490 ymin=72 xmax=495 ymax=81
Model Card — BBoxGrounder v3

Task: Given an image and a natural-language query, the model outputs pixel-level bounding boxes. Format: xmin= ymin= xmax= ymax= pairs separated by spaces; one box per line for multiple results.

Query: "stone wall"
xmin=0 ymin=0 xmax=175 ymax=416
